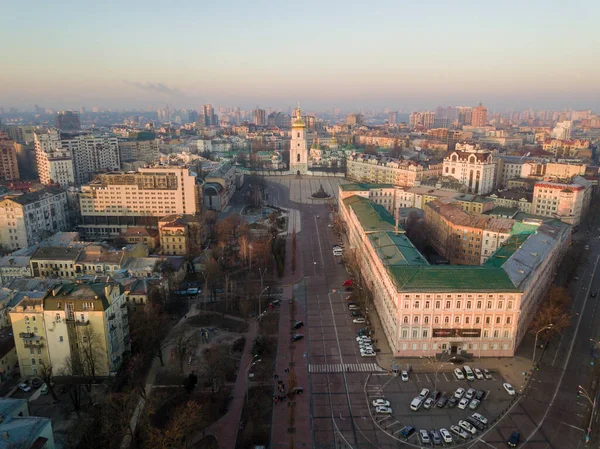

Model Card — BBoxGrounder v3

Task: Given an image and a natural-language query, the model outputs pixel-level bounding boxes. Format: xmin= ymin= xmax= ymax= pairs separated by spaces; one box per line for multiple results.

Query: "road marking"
xmin=385 ymin=420 xmax=399 ymax=429
xmin=415 ymin=373 xmax=421 ymax=381
xmin=377 ymin=415 xmax=391 ymax=423
xmin=443 ymin=373 xmax=450 ymax=381
xmin=424 ymin=373 xmax=430 ymax=382
xmin=309 ymin=363 xmax=384 ymax=373
xmin=392 ymin=429 xmax=403 ymax=435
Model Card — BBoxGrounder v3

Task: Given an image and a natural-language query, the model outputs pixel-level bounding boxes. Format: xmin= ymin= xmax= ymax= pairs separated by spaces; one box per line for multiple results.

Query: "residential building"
xmin=79 ymin=165 xmax=203 ymax=238
xmin=0 ymin=133 xmax=20 ymax=181
xmin=452 ymin=194 xmax=495 ymax=215
xmin=123 ymin=278 xmax=157 ymax=308
xmin=0 ymin=398 xmax=56 ymax=449
xmin=29 ymin=246 xmax=81 ymax=279
xmin=347 ymin=153 xmax=441 ymax=187
xmin=73 ymin=245 xmax=134 ymax=277
xmin=55 ymin=110 xmax=81 ymax=131
xmin=346 ymin=113 xmax=364 ymax=126
xmin=118 ymin=139 xmax=159 ymax=164
xmin=199 ymin=104 xmax=218 ymax=126
xmin=9 ymin=297 xmax=50 ymax=377
xmin=253 ymin=108 xmax=266 ymax=126
xmin=34 ymin=129 xmax=75 ymax=187
xmin=121 ymin=227 xmax=159 ymax=250
xmin=488 ymin=190 xmax=532 ymax=214
xmin=531 ymin=176 xmax=592 ymax=225
xmin=203 ymin=162 xmax=238 ymax=211
xmin=158 ymin=214 xmax=202 ymax=256
xmin=0 ymin=256 xmax=32 ymax=286
xmin=388 ymin=111 xmax=399 ymax=125
xmin=552 ymin=120 xmax=572 ymax=140
xmin=0 ymin=327 xmax=17 ymax=383
xmin=455 ymin=106 xmax=473 ymax=126
xmin=542 ymin=139 xmax=590 ymax=158
xmin=442 ymin=145 xmax=496 ymax=194
xmin=290 ymin=108 xmax=309 ymax=175
xmin=0 ymin=187 xmax=70 ymax=250
xmin=62 ymin=134 xmax=120 ymax=185
xmin=471 ymin=103 xmax=488 ymax=127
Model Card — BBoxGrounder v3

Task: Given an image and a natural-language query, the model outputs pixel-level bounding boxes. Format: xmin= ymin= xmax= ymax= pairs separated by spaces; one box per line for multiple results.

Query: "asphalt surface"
xmin=254 ymin=176 xmax=600 ymax=449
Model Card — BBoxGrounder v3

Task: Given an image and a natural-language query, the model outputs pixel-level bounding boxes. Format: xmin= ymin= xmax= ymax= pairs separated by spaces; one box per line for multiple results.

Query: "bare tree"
xmin=291 ymin=228 xmax=297 ymax=274
xmin=130 ymin=304 xmax=171 ymax=367
xmin=171 ymin=325 xmax=199 ymax=374
xmin=39 ymin=362 xmax=59 ymax=401
xmin=530 ymin=286 xmax=572 ymax=339
xmin=142 ymin=400 xmax=204 ymax=449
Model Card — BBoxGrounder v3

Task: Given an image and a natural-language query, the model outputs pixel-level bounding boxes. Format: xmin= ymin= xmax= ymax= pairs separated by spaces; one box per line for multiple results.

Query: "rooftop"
xmin=30 ymin=246 xmax=81 ymax=261
xmin=0 ymin=414 xmax=52 ymax=449
xmin=0 ymin=186 xmax=64 ymax=206
xmin=369 ymin=232 xmax=429 ymax=267
xmin=339 ymin=183 xmax=394 ymax=192
xmin=76 ymin=246 xmax=124 ymax=265
xmin=342 ymin=196 xmax=398 ymax=233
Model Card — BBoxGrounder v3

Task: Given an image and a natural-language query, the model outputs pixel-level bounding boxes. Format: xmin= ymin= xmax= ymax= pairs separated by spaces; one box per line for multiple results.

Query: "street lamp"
xmin=532 ymin=324 xmax=553 ymax=364
xmin=258 ymin=268 xmax=267 ymax=291
xmin=579 ymin=384 xmax=597 ymax=444
xmin=258 ymin=286 xmax=269 ymax=320
xmin=245 ymin=355 xmax=262 ymax=403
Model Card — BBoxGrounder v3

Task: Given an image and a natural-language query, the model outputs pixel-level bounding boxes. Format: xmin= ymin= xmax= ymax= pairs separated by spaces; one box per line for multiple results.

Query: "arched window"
xmin=434 ymin=317 xmax=439 ymax=324
xmin=403 ymin=316 xmax=408 ymax=324
xmin=424 ymin=316 xmax=429 ymax=324
xmin=297 ymin=154 xmax=301 ymax=162
xmin=413 ymin=316 xmax=419 ymax=323
xmin=444 ymin=316 xmax=450 ymax=324
xmin=297 ymin=132 xmax=300 ymax=138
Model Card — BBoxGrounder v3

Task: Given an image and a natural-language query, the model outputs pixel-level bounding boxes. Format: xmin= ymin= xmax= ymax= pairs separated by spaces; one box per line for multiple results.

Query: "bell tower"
xmin=290 ymin=108 xmax=308 ymax=174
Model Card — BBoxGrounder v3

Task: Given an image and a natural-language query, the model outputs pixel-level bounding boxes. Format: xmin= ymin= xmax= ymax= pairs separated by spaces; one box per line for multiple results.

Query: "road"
xmin=259 ymin=176 xmax=600 ymax=449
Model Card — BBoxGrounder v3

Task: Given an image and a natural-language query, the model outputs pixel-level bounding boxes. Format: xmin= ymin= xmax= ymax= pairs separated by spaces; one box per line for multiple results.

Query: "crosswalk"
xmin=308 ymin=363 xmax=384 ymax=373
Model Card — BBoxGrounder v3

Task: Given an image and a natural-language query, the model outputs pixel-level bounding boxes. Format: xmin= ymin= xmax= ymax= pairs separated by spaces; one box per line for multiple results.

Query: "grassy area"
xmin=259 ymin=312 xmax=279 ymax=335
xmin=235 ymin=386 xmax=273 ymax=449
xmin=252 ymin=335 xmax=277 ymax=382
xmin=188 ymin=314 xmax=248 ymax=333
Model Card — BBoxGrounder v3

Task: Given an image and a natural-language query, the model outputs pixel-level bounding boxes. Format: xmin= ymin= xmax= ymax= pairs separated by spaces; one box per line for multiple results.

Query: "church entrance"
xmin=296 ymin=170 xmax=301 ymax=176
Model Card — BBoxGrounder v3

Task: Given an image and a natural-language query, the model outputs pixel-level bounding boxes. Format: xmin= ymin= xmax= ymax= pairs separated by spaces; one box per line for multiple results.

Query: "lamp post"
xmin=245 ymin=354 xmax=262 ymax=403
xmin=258 ymin=268 xmax=267 ymax=292
xmin=579 ymin=384 xmax=597 ymax=444
xmin=258 ymin=286 xmax=269 ymax=320
xmin=532 ymin=324 xmax=553 ymax=364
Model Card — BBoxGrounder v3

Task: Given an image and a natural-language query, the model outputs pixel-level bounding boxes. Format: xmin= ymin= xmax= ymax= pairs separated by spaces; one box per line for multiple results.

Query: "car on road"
xmin=361 ymin=351 xmax=376 ymax=357
xmin=430 ymin=390 xmax=441 ymax=401
xmin=401 ymin=370 xmax=409 ymax=382
xmin=372 ymin=399 xmax=390 ymax=407
xmin=18 ymin=383 xmax=31 ymax=392
xmin=410 ymin=397 xmax=423 ymax=411
xmin=333 ymin=249 xmax=343 ymax=256
xmin=458 ymin=420 xmax=477 ymax=435
xmin=504 ymin=382 xmax=516 ymax=395
xmin=508 ymin=431 xmax=520 ymax=447
xmin=450 ymin=425 xmax=470 ymax=440
xmin=458 ymin=398 xmax=469 ymax=409
xmin=423 ymin=398 xmax=435 ymax=409
xmin=327 ymin=224 xmax=334 ymax=228
xmin=343 ymin=280 xmax=353 ymax=286
xmin=375 ymin=406 xmax=392 ymax=414
xmin=465 ymin=416 xmax=485 ymax=431
xmin=483 ymin=368 xmax=493 ymax=380
xmin=350 ymin=311 xmax=361 ymax=317
xmin=400 ymin=426 xmax=415 ymax=439
xmin=453 ymin=368 xmax=465 ymax=380
xmin=439 ymin=428 xmax=453 ymax=444
xmin=353 ymin=318 xmax=366 ymax=324
xmin=472 ymin=413 xmax=488 ymax=425
xmin=474 ymin=368 xmax=484 ymax=380
xmin=348 ymin=304 xmax=359 ymax=310
xmin=475 ymin=390 xmax=486 ymax=401
xmin=292 ymin=321 xmax=304 ymax=329
xmin=292 ymin=334 xmax=304 ymax=342
xmin=418 ymin=388 xmax=430 ymax=400
xmin=469 ymin=399 xmax=480 ymax=410
xmin=585 ymin=245 xmax=590 ymax=250
xmin=454 ymin=387 xmax=465 ymax=399
xmin=419 ymin=430 xmax=431 ymax=445
xmin=436 ymin=396 xmax=448 ymax=408
xmin=592 ymin=291 xmax=597 ymax=298
xmin=447 ymin=397 xmax=458 ymax=408
xmin=430 ymin=429 xmax=442 ymax=446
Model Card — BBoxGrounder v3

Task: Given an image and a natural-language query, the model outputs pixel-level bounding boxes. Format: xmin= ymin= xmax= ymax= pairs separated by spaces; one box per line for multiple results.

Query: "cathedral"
xmin=289 ymin=108 xmax=308 ymax=174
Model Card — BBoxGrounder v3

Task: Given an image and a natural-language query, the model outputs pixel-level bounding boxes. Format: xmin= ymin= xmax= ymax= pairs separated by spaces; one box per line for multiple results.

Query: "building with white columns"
xmin=443 ymin=144 xmax=496 ymax=194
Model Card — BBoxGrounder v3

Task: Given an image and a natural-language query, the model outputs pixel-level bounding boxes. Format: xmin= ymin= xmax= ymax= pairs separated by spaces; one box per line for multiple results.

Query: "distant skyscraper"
xmin=253 ymin=108 xmax=266 ymax=126
xmin=409 ymin=112 xmax=423 ymax=127
xmin=188 ymin=110 xmax=198 ymax=123
xmin=55 ymin=111 xmax=81 ymax=131
xmin=200 ymin=104 xmax=218 ymax=126
xmin=456 ymin=106 xmax=473 ymax=126
xmin=0 ymin=132 xmax=20 ymax=181
xmin=552 ymin=121 xmax=572 ymax=140
xmin=346 ymin=113 xmax=364 ymax=125
xmin=471 ymin=103 xmax=488 ymax=127
xmin=422 ymin=112 xmax=436 ymax=129
xmin=388 ymin=111 xmax=399 ymax=125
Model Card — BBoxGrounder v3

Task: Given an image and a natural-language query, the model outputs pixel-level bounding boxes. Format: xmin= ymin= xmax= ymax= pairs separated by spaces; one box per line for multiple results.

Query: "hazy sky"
xmin=1 ymin=0 xmax=599 ymax=112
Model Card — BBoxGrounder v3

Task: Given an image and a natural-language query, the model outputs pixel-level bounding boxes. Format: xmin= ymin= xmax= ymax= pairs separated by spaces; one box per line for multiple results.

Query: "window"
xmin=498 ymin=301 xmax=503 ymax=309
xmin=414 ymin=301 xmax=419 ymax=308
xmin=404 ymin=301 xmax=409 ymax=309
xmin=445 ymin=301 xmax=450 ymax=308
xmin=402 ymin=329 xmax=408 ymax=338
xmin=403 ymin=316 xmax=408 ymax=324
xmin=59 ymin=336 xmax=64 ymax=342
xmin=425 ymin=301 xmax=430 ymax=309
xmin=475 ymin=317 xmax=480 ymax=324
xmin=413 ymin=316 xmax=419 ymax=323
xmin=506 ymin=317 xmax=511 ymax=324
xmin=465 ymin=317 xmax=470 ymax=324
xmin=424 ymin=316 xmax=429 ymax=324
xmin=297 ymin=154 xmax=300 ymax=162
xmin=467 ymin=301 xmax=472 ymax=309
xmin=496 ymin=317 xmax=501 ymax=324
xmin=412 ymin=330 xmax=418 ymax=338
xmin=477 ymin=301 xmax=482 ymax=309
xmin=504 ymin=330 xmax=510 ymax=338
xmin=493 ymin=330 xmax=499 ymax=338
xmin=508 ymin=301 xmax=513 ymax=309
xmin=31 ymin=358 xmax=36 ymax=365
xmin=456 ymin=301 xmax=461 ymax=309
xmin=487 ymin=301 xmax=492 ymax=308
xmin=435 ymin=301 xmax=440 ymax=309
xmin=444 ymin=316 xmax=450 ymax=324
xmin=455 ymin=316 xmax=460 ymax=324
xmin=434 ymin=317 xmax=439 ymax=324
xmin=29 ymin=348 xmax=34 ymax=355
xmin=38 ymin=358 xmax=42 ymax=365
xmin=485 ymin=317 xmax=490 ymax=324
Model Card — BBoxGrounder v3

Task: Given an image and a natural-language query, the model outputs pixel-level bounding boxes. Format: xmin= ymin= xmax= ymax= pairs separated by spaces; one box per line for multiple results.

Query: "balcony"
xmin=19 ymin=332 xmax=35 ymax=339
xmin=23 ymin=340 xmax=44 ymax=349
xmin=108 ymin=314 xmax=116 ymax=321
xmin=74 ymin=320 xmax=89 ymax=326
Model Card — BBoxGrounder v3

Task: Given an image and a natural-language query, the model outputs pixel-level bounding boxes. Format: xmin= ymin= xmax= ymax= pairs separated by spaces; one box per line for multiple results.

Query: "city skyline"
xmin=2 ymin=0 xmax=599 ymax=111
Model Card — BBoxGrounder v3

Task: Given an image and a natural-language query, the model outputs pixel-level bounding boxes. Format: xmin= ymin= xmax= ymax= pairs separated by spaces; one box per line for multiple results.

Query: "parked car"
xmin=430 ymin=429 xmax=442 ymax=446
xmin=348 ymin=304 xmax=359 ymax=310
xmin=439 ymin=428 xmax=453 ymax=444
xmin=410 ymin=397 xmax=423 ymax=411
xmin=474 ymin=368 xmax=484 ymax=380
xmin=454 ymin=387 xmax=465 ymax=399
xmin=472 ymin=413 xmax=488 ymax=425
xmin=292 ymin=334 xmax=304 ymax=342
xmin=447 ymin=397 xmax=458 ymax=408
xmin=465 ymin=416 xmax=485 ymax=431
xmin=458 ymin=398 xmax=469 ymax=409
xmin=450 ymin=425 xmax=470 ymax=440
xmin=418 ymin=388 xmax=430 ymax=400
xmin=483 ymin=368 xmax=493 ymax=380
xmin=419 ymin=430 xmax=431 ymax=445
xmin=423 ymin=398 xmax=435 ymax=409
xmin=458 ymin=420 xmax=477 ymax=435
xmin=504 ymin=382 xmax=516 ymax=395
xmin=345 ymin=287 xmax=354 ymax=292
xmin=342 ymin=280 xmax=353 ymax=286
xmin=465 ymin=388 xmax=476 ymax=400
xmin=31 ymin=378 xmax=42 ymax=388
xmin=350 ymin=311 xmax=361 ymax=317
xmin=469 ymin=399 xmax=481 ymax=410
xmin=372 ymin=399 xmax=390 ymax=407
xmin=375 ymin=406 xmax=392 ymax=414
xmin=475 ymin=390 xmax=486 ymax=401
xmin=353 ymin=318 xmax=366 ymax=324
xmin=40 ymin=383 xmax=49 ymax=395
xmin=508 ymin=431 xmax=520 ymax=447
xmin=401 ymin=370 xmax=409 ymax=382
xmin=18 ymin=383 xmax=31 ymax=392
xmin=361 ymin=351 xmax=376 ymax=357
xmin=453 ymin=368 xmax=465 ymax=380
xmin=400 ymin=426 xmax=415 ymax=439
xmin=292 ymin=321 xmax=304 ymax=329
xmin=327 ymin=224 xmax=334 ymax=228
xmin=436 ymin=396 xmax=448 ymax=408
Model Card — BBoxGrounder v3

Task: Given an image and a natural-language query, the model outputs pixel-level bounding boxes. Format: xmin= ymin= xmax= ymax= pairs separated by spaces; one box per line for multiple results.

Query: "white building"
xmin=34 ymin=129 xmax=75 ymax=187
xmin=531 ymin=176 xmax=592 ymax=226
xmin=62 ymin=134 xmax=120 ymax=185
xmin=0 ymin=187 xmax=69 ymax=250
xmin=442 ymin=144 xmax=496 ymax=194
xmin=552 ymin=121 xmax=572 ymax=140
xmin=289 ymin=108 xmax=309 ymax=174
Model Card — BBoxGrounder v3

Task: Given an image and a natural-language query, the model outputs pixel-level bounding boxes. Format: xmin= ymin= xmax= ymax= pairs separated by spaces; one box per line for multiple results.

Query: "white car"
xmin=353 ymin=318 xmax=366 ymax=324
xmin=458 ymin=420 xmax=477 ymax=435
xmin=474 ymin=368 xmax=484 ymax=380
xmin=472 ymin=413 xmax=488 ymax=425
xmin=504 ymin=383 xmax=516 ymax=395
xmin=458 ymin=398 xmax=469 ymax=409
xmin=439 ymin=428 xmax=453 ymax=444
xmin=450 ymin=425 xmax=470 ymax=440
xmin=361 ymin=351 xmax=376 ymax=357
xmin=465 ymin=388 xmax=476 ymax=399
xmin=453 ymin=368 xmax=465 ymax=380
xmin=423 ymin=398 xmax=435 ymax=409
xmin=18 ymin=383 xmax=31 ymax=392
xmin=454 ymin=387 xmax=465 ymax=399
xmin=419 ymin=429 xmax=431 ymax=445
xmin=418 ymin=388 xmax=430 ymax=400
xmin=401 ymin=370 xmax=409 ymax=382
xmin=469 ymin=399 xmax=481 ymax=410
xmin=327 ymin=224 xmax=334 ymax=228
xmin=356 ymin=336 xmax=370 ymax=342
xmin=375 ymin=406 xmax=392 ymax=414
xmin=372 ymin=398 xmax=390 ymax=407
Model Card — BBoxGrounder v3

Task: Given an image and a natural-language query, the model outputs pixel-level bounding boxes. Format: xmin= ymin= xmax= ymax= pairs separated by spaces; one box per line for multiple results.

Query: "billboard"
xmin=432 ymin=328 xmax=482 ymax=338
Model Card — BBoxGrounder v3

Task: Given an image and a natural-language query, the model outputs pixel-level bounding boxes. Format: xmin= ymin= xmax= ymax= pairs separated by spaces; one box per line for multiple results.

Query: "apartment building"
xmin=542 ymin=139 xmax=590 ymax=158
xmin=203 ymin=162 xmax=239 ymax=211
xmin=79 ymin=165 xmax=202 ymax=238
xmin=0 ymin=132 xmax=20 ymax=181
xmin=347 ymin=153 xmax=441 ymax=187
xmin=34 ymin=129 xmax=75 ymax=187
xmin=531 ymin=176 xmax=592 ymax=225
xmin=119 ymin=138 xmax=159 ymax=164
xmin=62 ymin=134 xmax=120 ymax=185
xmin=10 ymin=281 xmax=129 ymax=377
xmin=339 ymin=191 xmax=569 ymax=358
xmin=29 ymin=246 xmax=81 ymax=279
xmin=442 ymin=145 xmax=496 ymax=194
xmin=158 ymin=214 xmax=202 ymax=256
xmin=488 ymin=190 xmax=532 ymax=214
xmin=0 ymin=187 xmax=70 ymax=250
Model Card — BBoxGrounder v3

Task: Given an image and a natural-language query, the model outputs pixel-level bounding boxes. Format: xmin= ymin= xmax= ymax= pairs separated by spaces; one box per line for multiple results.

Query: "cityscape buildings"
xmin=0 ymin=132 xmax=20 ymax=181
xmin=54 ymin=110 xmax=81 ymax=131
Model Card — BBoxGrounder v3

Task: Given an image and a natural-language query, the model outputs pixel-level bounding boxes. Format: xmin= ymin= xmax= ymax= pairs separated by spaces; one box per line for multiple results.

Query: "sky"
xmin=1 ymin=0 xmax=599 ymax=112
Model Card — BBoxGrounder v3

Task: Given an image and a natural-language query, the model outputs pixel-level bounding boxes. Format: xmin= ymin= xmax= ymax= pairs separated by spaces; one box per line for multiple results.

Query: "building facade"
xmin=471 ymin=103 xmax=488 ymax=127
xmin=55 ymin=110 xmax=81 ymax=131
xmin=442 ymin=145 xmax=496 ymax=194
xmin=34 ymin=129 xmax=75 ymax=187
xmin=158 ymin=214 xmax=202 ymax=256
xmin=203 ymin=162 xmax=237 ymax=211
xmin=347 ymin=153 xmax=441 ymax=187
xmin=0 ymin=132 xmax=20 ymax=181
xmin=62 ymin=134 xmax=120 ymax=185
xmin=531 ymin=177 xmax=592 ymax=225
xmin=119 ymin=139 xmax=159 ymax=164
xmin=290 ymin=108 xmax=309 ymax=174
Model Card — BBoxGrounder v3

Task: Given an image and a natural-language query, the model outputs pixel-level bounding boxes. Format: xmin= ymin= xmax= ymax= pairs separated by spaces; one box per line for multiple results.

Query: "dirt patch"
xmin=188 ymin=313 xmax=248 ymax=333
xmin=235 ymin=386 xmax=273 ymax=449
xmin=259 ymin=312 xmax=279 ymax=335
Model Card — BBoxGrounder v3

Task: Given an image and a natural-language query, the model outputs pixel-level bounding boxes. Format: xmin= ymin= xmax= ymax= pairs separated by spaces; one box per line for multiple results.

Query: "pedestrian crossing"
xmin=308 ymin=363 xmax=384 ymax=373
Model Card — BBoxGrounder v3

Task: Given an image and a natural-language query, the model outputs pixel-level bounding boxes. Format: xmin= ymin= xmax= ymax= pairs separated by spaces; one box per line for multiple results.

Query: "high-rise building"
xmin=55 ymin=110 xmax=81 ymax=131
xmin=253 ymin=108 xmax=266 ymax=126
xmin=346 ymin=113 xmax=364 ymax=125
xmin=200 ymin=104 xmax=218 ymax=126
xmin=188 ymin=110 xmax=198 ymax=123
xmin=409 ymin=112 xmax=422 ymax=127
xmin=79 ymin=166 xmax=203 ymax=237
xmin=422 ymin=111 xmax=436 ymax=129
xmin=456 ymin=106 xmax=473 ymax=126
xmin=471 ymin=103 xmax=488 ymax=127
xmin=0 ymin=132 xmax=20 ymax=181
xmin=290 ymin=108 xmax=308 ymax=174
xmin=388 ymin=111 xmax=399 ymax=125
xmin=62 ymin=134 xmax=120 ymax=185
xmin=34 ymin=129 xmax=75 ymax=187
xmin=119 ymin=138 xmax=159 ymax=164
xmin=552 ymin=121 xmax=572 ymax=140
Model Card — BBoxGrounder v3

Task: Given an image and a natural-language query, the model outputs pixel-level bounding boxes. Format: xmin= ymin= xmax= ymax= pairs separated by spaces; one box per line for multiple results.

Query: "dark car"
xmin=400 ymin=426 xmax=415 ymax=439
xmin=465 ymin=417 xmax=485 ymax=431
xmin=447 ymin=397 xmax=458 ymax=408
xmin=292 ymin=321 xmax=304 ymax=329
xmin=292 ymin=334 xmax=304 ymax=342
xmin=431 ymin=390 xmax=441 ymax=401
xmin=350 ymin=311 xmax=362 ymax=317
xmin=430 ymin=429 xmax=443 ymax=446
xmin=592 ymin=291 xmax=597 ymax=297
xmin=436 ymin=396 xmax=448 ymax=408
xmin=345 ymin=287 xmax=354 ymax=292
xmin=31 ymin=378 xmax=42 ymax=388
xmin=508 ymin=431 xmax=520 ymax=447
xmin=475 ymin=390 xmax=486 ymax=401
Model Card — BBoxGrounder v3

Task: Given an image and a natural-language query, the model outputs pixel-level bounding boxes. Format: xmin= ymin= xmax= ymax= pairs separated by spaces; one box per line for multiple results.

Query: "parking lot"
xmin=366 ymin=368 xmax=517 ymax=445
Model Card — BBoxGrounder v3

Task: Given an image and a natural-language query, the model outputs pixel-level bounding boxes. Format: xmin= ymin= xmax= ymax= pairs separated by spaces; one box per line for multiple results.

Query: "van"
xmin=410 ymin=397 xmax=423 ymax=411
xmin=463 ymin=366 xmax=475 ymax=381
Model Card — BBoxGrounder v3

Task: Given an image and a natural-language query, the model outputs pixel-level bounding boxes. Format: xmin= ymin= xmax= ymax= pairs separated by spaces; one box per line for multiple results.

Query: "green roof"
xmin=343 ymin=196 xmax=398 ymax=232
xmin=370 ymin=231 xmax=429 ymax=266
xmin=510 ymin=222 xmax=540 ymax=235
xmin=483 ymin=234 xmax=531 ymax=268
xmin=340 ymin=183 xmax=394 ymax=192
xmin=387 ymin=266 xmax=519 ymax=292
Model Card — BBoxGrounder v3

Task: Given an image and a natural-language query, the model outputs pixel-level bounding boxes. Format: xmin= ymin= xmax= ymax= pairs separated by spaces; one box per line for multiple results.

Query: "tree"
xmin=130 ymin=304 xmax=171 ymax=367
xmin=39 ymin=362 xmax=59 ymax=401
xmin=291 ymin=228 xmax=297 ymax=274
xmin=201 ymin=347 xmax=227 ymax=394
xmin=171 ymin=325 xmax=199 ymax=374
xmin=142 ymin=400 xmax=204 ymax=449
xmin=530 ymin=286 xmax=572 ymax=339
